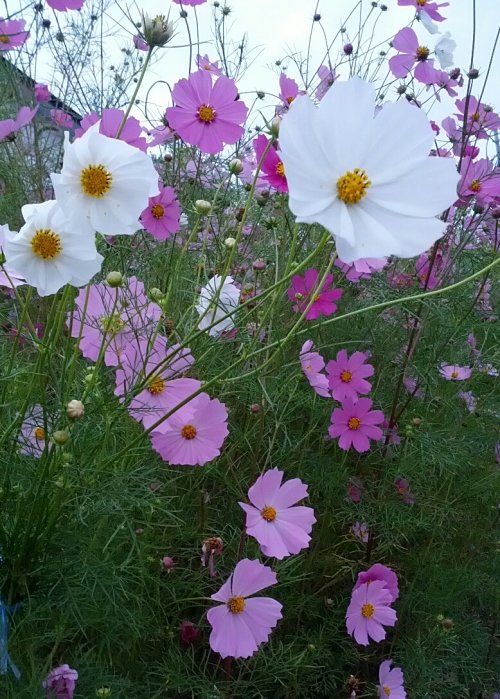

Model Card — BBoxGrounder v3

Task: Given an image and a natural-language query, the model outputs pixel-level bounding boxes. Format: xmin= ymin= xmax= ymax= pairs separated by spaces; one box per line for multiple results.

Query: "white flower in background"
xmin=418 ymin=11 xmax=439 ymax=34
xmin=434 ymin=33 xmax=456 ymax=69
xmin=196 ymin=275 xmax=240 ymax=337
xmin=3 ymin=201 xmax=103 ymax=297
xmin=51 ymin=125 xmax=159 ymax=236
xmin=0 ymin=223 xmax=25 ymax=288
xmin=279 ymin=77 xmax=459 ymax=263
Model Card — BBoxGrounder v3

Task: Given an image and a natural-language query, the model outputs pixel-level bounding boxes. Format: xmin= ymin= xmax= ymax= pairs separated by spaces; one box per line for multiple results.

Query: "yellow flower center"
xmin=276 ymin=162 xmax=285 ymax=178
xmin=336 ymin=168 xmax=371 ymax=204
xmin=416 ymin=46 xmax=430 ymax=61
xmin=151 ymin=204 xmax=165 ymax=219
xmin=227 ymin=596 xmax=245 ymax=614
xmin=197 ymin=105 xmax=216 ymax=123
xmin=361 ymin=603 xmax=374 ymax=618
xmin=383 ymin=687 xmax=392 ymax=696
xmin=33 ymin=426 xmax=45 ymax=440
xmin=450 ymin=371 xmax=459 ymax=379
xmin=80 ymin=164 xmax=113 ymax=198
xmin=286 ymin=96 xmax=295 ymax=105
xmin=99 ymin=313 xmax=125 ymax=335
xmin=348 ymin=417 xmax=361 ymax=430
xmin=181 ymin=424 xmax=197 ymax=440
xmin=148 ymin=377 xmax=165 ymax=395
xmin=261 ymin=505 xmax=277 ymax=522
xmin=30 ymin=229 xmax=62 ymax=260
xmin=0 ymin=34 xmax=10 ymax=44
xmin=340 ymin=370 xmax=352 ymax=383
xmin=470 ymin=179 xmax=481 ymax=192
xmin=470 ymin=111 xmax=481 ymax=122
xmin=416 ymin=0 xmax=427 ymax=6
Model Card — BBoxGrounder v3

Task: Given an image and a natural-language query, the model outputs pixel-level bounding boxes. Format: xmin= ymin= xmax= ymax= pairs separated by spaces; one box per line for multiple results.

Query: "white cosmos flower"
xmin=0 ymin=223 xmax=25 ymax=288
xmin=51 ymin=125 xmax=159 ymax=236
xmin=3 ymin=201 xmax=103 ymax=297
xmin=196 ymin=274 xmax=240 ymax=337
xmin=434 ymin=32 xmax=456 ymax=69
xmin=279 ymin=77 xmax=459 ymax=263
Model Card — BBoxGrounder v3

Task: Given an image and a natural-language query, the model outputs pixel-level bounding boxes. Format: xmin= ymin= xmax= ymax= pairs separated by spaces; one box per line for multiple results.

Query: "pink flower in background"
xmin=288 ymin=269 xmax=343 ymax=320
xmin=253 ymin=134 xmax=288 ymax=193
xmin=0 ymin=106 xmax=37 ymax=141
xmin=389 ymin=28 xmax=435 ymax=82
xmin=455 ymin=97 xmax=500 ymax=140
xmin=43 ymin=664 xmax=78 ymax=698
xmin=346 ymin=580 xmax=397 ymax=646
xmin=438 ymin=364 xmax=472 ymax=381
xmin=299 ymin=340 xmax=330 ymax=397
xmin=458 ymin=157 xmax=500 ymax=207
xmin=395 ymin=477 xmax=416 ymax=505
xmin=335 ymin=257 xmax=387 ymax=283
xmin=133 ymin=35 xmax=148 ymax=51
xmin=279 ymin=73 xmax=300 ymax=106
xmin=47 ymin=0 xmax=85 ymax=9
xmin=141 ymin=185 xmax=181 ymax=240
xmin=328 ymin=398 xmax=384 ymax=453
xmin=326 ymin=350 xmax=374 ymax=401
xmin=196 ymin=54 xmax=223 ymax=76
xmin=315 ymin=64 xmax=337 ymax=100
xmin=353 ymin=563 xmax=399 ymax=602
xmin=150 ymin=393 xmax=229 ymax=466
xmin=172 ymin=0 xmax=207 ymax=5
xmin=415 ymin=253 xmax=440 ymax=289
xmin=180 ymin=620 xmax=200 ymax=645
xmin=403 ymin=375 xmax=423 ymax=399
xmin=397 ymin=0 xmax=448 ymax=22
xmin=34 ymin=83 xmax=51 ymax=102
xmin=166 ymin=70 xmax=247 ymax=154
xmin=347 ymin=480 xmax=363 ymax=504
xmin=378 ymin=660 xmax=407 ymax=699
xmin=18 ymin=404 xmax=50 ymax=459
xmin=75 ymin=108 xmax=147 ymax=152
xmin=239 ymin=469 xmax=316 ymax=560
xmin=423 ymin=67 xmax=459 ymax=99
xmin=50 ymin=109 xmax=74 ymax=129
xmin=207 ymin=559 xmax=282 ymax=659
xmin=352 ymin=521 xmax=369 ymax=543
xmin=0 ymin=18 xmax=29 ymax=50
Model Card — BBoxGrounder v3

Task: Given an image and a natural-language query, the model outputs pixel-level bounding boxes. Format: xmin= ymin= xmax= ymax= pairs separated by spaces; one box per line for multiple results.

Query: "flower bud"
xmin=249 ymin=403 xmax=261 ymax=413
xmin=195 ymin=199 xmax=212 ymax=215
xmin=229 ymin=158 xmax=243 ymax=175
xmin=449 ymin=67 xmax=461 ymax=80
xmin=252 ymin=258 xmax=266 ymax=271
xmin=96 ymin=688 xmax=112 ymax=698
xmin=149 ymin=287 xmax=164 ymax=301
xmin=161 ymin=556 xmax=174 ymax=571
xmin=224 ymin=237 xmax=236 ymax=248
xmin=467 ymin=68 xmax=479 ymax=79
xmin=343 ymin=43 xmax=353 ymax=55
xmin=490 ymin=206 xmax=500 ymax=219
xmin=66 ymin=399 xmax=84 ymax=420
xmin=270 ymin=116 xmax=281 ymax=138
xmin=256 ymin=90 xmax=265 ymax=99
xmin=52 ymin=430 xmax=70 ymax=446
xmin=106 ymin=271 xmax=123 ymax=288
xmin=141 ymin=12 xmax=174 ymax=47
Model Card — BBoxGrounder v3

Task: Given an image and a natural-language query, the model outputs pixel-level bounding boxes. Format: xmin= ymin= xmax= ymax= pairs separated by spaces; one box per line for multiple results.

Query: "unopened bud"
xmin=150 ymin=287 xmax=164 ymax=301
xmin=195 ymin=199 xmax=211 ymax=215
xmin=106 ymin=271 xmax=123 ymax=288
xmin=224 ymin=237 xmax=236 ymax=248
xmin=249 ymin=403 xmax=261 ymax=413
xmin=229 ymin=158 xmax=243 ymax=175
xmin=66 ymin=399 xmax=84 ymax=420
xmin=467 ymin=68 xmax=479 ymax=79
xmin=141 ymin=12 xmax=174 ymax=47
xmin=256 ymin=90 xmax=266 ymax=99
xmin=490 ymin=206 xmax=500 ymax=219
xmin=252 ymin=258 xmax=266 ymax=271
xmin=96 ymin=687 xmax=112 ymax=697
xmin=343 ymin=43 xmax=353 ymax=55
xmin=412 ymin=417 xmax=423 ymax=426
xmin=270 ymin=116 xmax=281 ymax=138
xmin=52 ymin=430 xmax=70 ymax=446
xmin=161 ymin=556 xmax=174 ymax=571
xmin=449 ymin=67 xmax=461 ymax=80
xmin=441 ymin=617 xmax=454 ymax=630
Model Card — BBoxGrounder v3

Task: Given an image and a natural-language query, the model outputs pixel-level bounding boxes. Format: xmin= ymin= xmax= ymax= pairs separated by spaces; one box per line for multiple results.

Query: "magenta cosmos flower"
xmin=239 ymin=469 xmax=316 ymax=560
xmin=35 ymin=84 xmax=51 ymax=102
xmin=166 ymin=70 xmax=247 ymax=155
xmin=207 ymin=558 xmax=282 ymax=659
xmin=346 ymin=580 xmax=397 ymax=646
xmin=458 ymin=157 xmax=500 ymax=208
xmin=43 ymin=664 xmax=78 ymax=699
xmin=378 ymin=660 xmax=407 ymax=699
xmin=300 ymin=340 xmax=330 ymax=397
xmin=196 ymin=54 xmax=222 ymax=76
xmin=353 ymin=563 xmax=399 ymax=602
xmin=141 ymin=185 xmax=181 ymax=240
xmin=172 ymin=0 xmax=207 ymax=4
xmin=389 ymin=28 xmax=435 ymax=83
xmin=326 ymin=349 xmax=374 ymax=401
xmin=0 ymin=18 xmax=29 ymax=50
xmin=288 ymin=269 xmax=342 ymax=321
xmin=46 ymin=0 xmax=85 ymax=10
xmin=253 ymin=134 xmax=288 ymax=193
xmin=397 ymin=0 xmax=448 ymax=21
xmin=75 ymin=108 xmax=147 ymax=152
xmin=438 ymin=363 xmax=472 ymax=381
xmin=329 ymin=398 xmax=384 ymax=453
xmin=150 ymin=393 xmax=229 ymax=466
xmin=279 ymin=73 xmax=300 ymax=107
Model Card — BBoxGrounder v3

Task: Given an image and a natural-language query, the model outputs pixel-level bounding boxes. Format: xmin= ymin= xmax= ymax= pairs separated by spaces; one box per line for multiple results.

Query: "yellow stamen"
xmin=227 ymin=596 xmax=245 ymax=614
xmin=336 ymin=168 xmax=371 ymax=204
xmin=416 ymin=0 xmax=427 ymax=6
xmin=30 ymin=229 xmax=62 ymax=261
xmin=197 ymin=105 xmax=216 ymax=123
xmin=261 ymin=505 xmax=277 ymax=522
xmin=383 ymin=687 xmax=392 ymax=696
xmin=148 ymin=377 xmax=165 ymax=395
xmin=340 ymin=370 xmax=352 ymax=383
xmin=348 ymin=417 xmax=361 ymax=430
xmin=416 ymin=46 xmax=430 ymax=61
xmin=450 ymin=371 xmax=459 ymax=379
xmin=276 ymin=162 xmax=285 ymax=178
xmin=0 ymin=34 xmax=11 ymax=44
xmin=151 ymin=204 xmax=165 ymax=219
xmin=80 ymin=164 xmax=112 ymax=198
xmin=181 ymin=424 xmax=197 ymax=440
xmin=361 ymin=603 xmax=374 ymax=618
xmin=470 ymin=179 xmax=481 ymax=192
xmin=33 ymin=426 xmax=45 ymax=441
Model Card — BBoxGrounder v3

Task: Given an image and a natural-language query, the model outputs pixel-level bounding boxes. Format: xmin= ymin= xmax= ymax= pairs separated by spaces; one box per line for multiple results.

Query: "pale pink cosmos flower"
xmin=239 ymin=469 xmax=316 ymax=560
xmin=299 ymin=340 xmax=330 ymax=398
xmin=0 ymin=106 xmax=37 ymax=141
xmin=43 ymin=664 xmax=78 ymax=698
xmin=278 ymin=73 xmax=301 ymax=107
xmin=18 ymin=404 xmax=50 ymax=459
xmin=288 ymin=269 xmax=342 ymax=321
xmin=438 ymin=364 xmax=472 ymax=381
xmin=166 ymin=70 xmax=247 ymax=154
xmin=352 ymin=521 xmax=369 ymax=543
xmin=326 ymin=350 xmax=374 ymax=402
xmin=0 ymin=18 xmax=29 ymax=50
xmin=47 ymin=0 xmax=85 ymax=10
xmin=51 ymin=109 xmax=74 ymax=129
xmin=75 ymin=108 xmax=147 ymax=152
xmin=397 ymin=0 xmax=448 ymax=22
xmin=207 ymin=558 xmax=282 ymax=659
xmin=335 ymin=257 xmax=386 ymax=283
xmin=395 ymin=477 xmax=416 ymax=505
xmin=150 ymin=393 xmax=229 ymax=466
xmin=353 ymin=563 xmax=399 ymax=603
xmin=141 ymin=185 xmax=181 ymax=240
xmin=378 ymin=660 xmax=407 ymax=699
xmin=253 ymin=134 xmax=288 ymax=193
xmin=389 ymin=28 xmax=436 ymax=83
xmin=133 ymin=35 xmax=148 ymax=51
xmin=315 ymin=64 xmax=337 ymax=101
xmin=196 ymin=54 xmax=223 ymax=76
xmin=455 ymin=97 xmax=500 ymax=140
xmin=346 ymin=580 xmax=397 ymax=646
xmin=172 ymin=0 xmax=207 ymax=4
xmin=457 ymin=157 xmax=500 ymax=208
xmin=34 ymin=84 xmax=51 ymax=102
xmin=329 ymin=398 xmax=384 ymax=453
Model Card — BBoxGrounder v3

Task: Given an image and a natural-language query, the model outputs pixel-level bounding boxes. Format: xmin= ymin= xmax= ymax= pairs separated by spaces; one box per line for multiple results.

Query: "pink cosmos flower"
xmin=389 ymin=28 xmax=436 ymax=83
xmin=133 ymin=34 xmax=148 ymax=51
xmin=353 ymin=563 xmax=399 ymax=602
xmin=18 ymin=404 xmax=50 ymax=459
xmin=328 ymin=398 xmax=384 ymax=453
xmin=378 ymin=660 xmax=406 ymax=699
xmin=458 ymin=157 xmax=500 ymax=208
xmin=172 ymin=0 xmax=207 ymax=4
xmin=326 ymin=350 xmax=374 ymax=401
xmin=352 ymin=521 xmax=369 ymax=543
xmin=180 ymin=620 xmax=200 ymax=645
xmin=278 ymin=73 xmax=300 ymax=107
xmin=335 ymin=257 xmax=386 ymax=283
xmin=288 ymin=269 xmax=342 ymax=321
xmin=34 ymin=84 xmax=51 ymax=102
xmin=455 ymin=97 xmax=500 ymax=140
xmin=43 ymin=664 xmax=78 ymax=698
xmin=166 ymin=70 xmax=247 ymax=155
xmin=75 ymin=108 xmax=147 ymax=152
xmin=0 ymin=106 xmax=37 ymax=141
xmin=51 ymin=109 xmax=74 ymax=129
xmin=438 ymin=364 xmax=472 ymax=380
xmin=415 ymin=253 xmax=441 ymax=289
xmin=397 ymin=0 xmax=448 ymax=22
xmin=207 ymin=558 xmax=282 ymax=659
xmin=150 ymin=393 xmax=229 ymax=466
xmin=141 ymin=185 xmax=181 ymax=240
xmin=347 ymin=480 xmax=363 ymax=504
xmin=253 ymin=134 xmax=288 ymax=193
xmin=196 ymin=54 xmax=223 ymax=76
xmin=299 ymin=340 xmax=330 ymax=397
xmin=422 ymin=67 xmax=459 ymax=99
xmin=239 ymin=469 xmax=316 ymax=560
xmin=0 ymin=18 xmax=29 ymax=50
xmin=395 ymin=477 xmax=416 ymax=505
xmin=346 ymin=580 xmax=397 ymax=646
xmin=315 ymin=64 xmax=337 ymax=101
xmin=47 ymin=0 xmax=85 ymax=9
